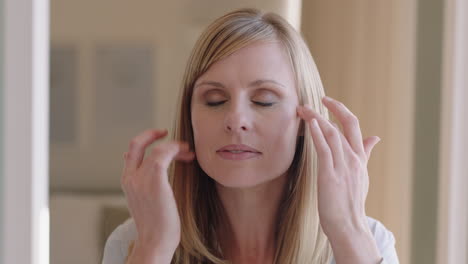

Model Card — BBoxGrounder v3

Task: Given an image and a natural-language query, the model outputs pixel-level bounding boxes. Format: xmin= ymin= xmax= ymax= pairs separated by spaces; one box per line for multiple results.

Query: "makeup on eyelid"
xmin=200 ymin=89 xmax=279 ymax=106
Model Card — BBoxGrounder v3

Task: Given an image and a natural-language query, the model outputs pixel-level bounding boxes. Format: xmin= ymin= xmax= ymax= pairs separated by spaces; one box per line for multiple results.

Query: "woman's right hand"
xmin=121 ymin=129 xmax=195 ymax=262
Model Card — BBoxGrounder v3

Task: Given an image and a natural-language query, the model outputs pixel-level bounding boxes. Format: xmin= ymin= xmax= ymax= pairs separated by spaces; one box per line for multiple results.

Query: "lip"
xmin=217 ymin=151 xmax=261 ymax=160
xmin=217 ymin=144 xmax=261 ymax=153
xmin=216 ymin=144 xmax=262 ymax=161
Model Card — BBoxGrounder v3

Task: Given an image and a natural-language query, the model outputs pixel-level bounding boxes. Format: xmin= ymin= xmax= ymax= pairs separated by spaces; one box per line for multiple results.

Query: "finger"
xmin=332 ymin=123 xmax=380 ymax=163
xmin=308 ymin=118 xmax=333 ymax=170
xmin=315 ymin=117 xmax=345 ymax=169
xmin=363 ymin=136 xmax=381 ymax=161
xmin=298 ymin=105 xmax=344 ymax=168
xmin=297 ymin=104 xmax=321 ymax=123
xmin=142 ymin=141 xmax=192 ymax=174
xmin=124 ymin=129 xmax=169 ymax=175
xmin=322 ymin=96 xmax=365 ymax=158
xmin=331 ymin=122 xmax=356 ymax=162
xmin=175 ymin=151 xmax=196 ymax=162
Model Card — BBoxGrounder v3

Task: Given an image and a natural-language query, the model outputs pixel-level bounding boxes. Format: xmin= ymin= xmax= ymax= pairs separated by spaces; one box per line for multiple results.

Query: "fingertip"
xmin=366 ymin=137 xmax=381 ymax=156
xmin=322 ymin=96 xmax=333 ymax=103
xmin=179 ymin=151 xmax=196 ymax=162
xmin=370 ymin=137 xmax=381 ymax=147
xmin=311 ymin=118 xmax=319 ymax=128
xmin=189 ymin=152 xmax=196 ymax=160
xmin=297 ymin=106 xmax=305 ymax=118
xmin=298 ymin=104 xmax=316 ymax=118
xmin=180 ymin=141 xmax=191 ymax=152
xmin=150 ymin=129 xmax=168 ymax=139
xmin=296 ymin=105 xmax=302 ymax=114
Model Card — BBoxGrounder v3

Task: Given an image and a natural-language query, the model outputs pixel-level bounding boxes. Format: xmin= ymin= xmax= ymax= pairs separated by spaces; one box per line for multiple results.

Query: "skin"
xmin=122 ymin=40 xmax=383 ymax=264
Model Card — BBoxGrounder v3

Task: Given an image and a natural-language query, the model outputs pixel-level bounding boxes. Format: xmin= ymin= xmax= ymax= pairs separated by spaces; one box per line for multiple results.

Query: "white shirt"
xmin=102 ymin=216 xmax=399 ymax=264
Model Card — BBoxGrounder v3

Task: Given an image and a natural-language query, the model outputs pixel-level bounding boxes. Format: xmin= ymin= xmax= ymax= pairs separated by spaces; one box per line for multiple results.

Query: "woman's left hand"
xmin=297 ymin=96 xmax=380 ymax=241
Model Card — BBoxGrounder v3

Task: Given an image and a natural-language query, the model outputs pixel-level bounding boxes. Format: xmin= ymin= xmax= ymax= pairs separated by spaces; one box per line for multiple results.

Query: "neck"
xmin=216 ymin=173 xmax=288 ymax=263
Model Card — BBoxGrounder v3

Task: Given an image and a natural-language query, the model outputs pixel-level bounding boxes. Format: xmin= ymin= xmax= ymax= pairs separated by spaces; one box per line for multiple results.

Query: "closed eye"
xmin=206 ymin=100 xmax=227 ymax=107
xmin=205 ymin=101 xmax=275 ymax=107
xmin=253 ymin=101 xmax=275 ymax=107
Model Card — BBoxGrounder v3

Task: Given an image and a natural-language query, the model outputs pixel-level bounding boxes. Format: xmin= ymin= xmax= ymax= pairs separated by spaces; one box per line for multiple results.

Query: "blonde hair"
xmin=169 ymin=8 xmax=332 ymax=264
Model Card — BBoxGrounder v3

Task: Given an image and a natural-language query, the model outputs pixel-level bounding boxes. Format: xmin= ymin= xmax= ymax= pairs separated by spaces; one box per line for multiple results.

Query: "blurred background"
xmin=1 ymin=0 xmax=466 ymax=264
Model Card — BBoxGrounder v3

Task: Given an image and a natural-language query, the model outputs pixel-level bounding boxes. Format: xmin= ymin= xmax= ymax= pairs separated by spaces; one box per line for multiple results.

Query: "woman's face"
xmin=191 ymin=41 xmax=301 ymax=188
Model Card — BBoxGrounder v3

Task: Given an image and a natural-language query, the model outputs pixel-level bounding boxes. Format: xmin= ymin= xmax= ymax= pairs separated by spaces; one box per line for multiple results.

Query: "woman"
xmin=102 ymin=8 xmax=399 ymax=264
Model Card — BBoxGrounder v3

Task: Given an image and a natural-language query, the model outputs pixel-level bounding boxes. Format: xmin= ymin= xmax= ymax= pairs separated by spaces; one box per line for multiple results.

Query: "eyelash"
xmin=205 ymin=100 xmax=274 ymax=107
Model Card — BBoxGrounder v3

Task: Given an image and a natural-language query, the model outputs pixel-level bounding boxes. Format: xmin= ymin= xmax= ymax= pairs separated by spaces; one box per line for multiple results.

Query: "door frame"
xmin=437 ymin=0 xmax=468 ymax=263
xmin=1 ymin=0 xmax=50 ymax=263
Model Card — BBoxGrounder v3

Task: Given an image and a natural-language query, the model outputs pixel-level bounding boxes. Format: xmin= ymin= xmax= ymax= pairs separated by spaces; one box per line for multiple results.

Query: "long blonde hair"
xmin=169 ymin=8 xmax=332 ymax=264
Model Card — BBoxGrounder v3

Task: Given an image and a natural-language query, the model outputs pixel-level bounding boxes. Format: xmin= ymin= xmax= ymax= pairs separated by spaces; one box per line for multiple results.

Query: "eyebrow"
xmin=194 ymin=79 xmax=286 ymax=89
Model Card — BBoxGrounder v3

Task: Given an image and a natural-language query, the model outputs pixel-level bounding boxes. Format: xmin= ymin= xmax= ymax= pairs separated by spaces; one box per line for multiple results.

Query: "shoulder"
xmin=329 ymin=216 xmax=399 ymax=264
xmin=102 ymin=218 xmax=137 ymax=264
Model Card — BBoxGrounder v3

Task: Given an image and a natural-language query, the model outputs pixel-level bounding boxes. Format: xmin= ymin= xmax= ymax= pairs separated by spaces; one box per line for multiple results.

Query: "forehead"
xmin=194 ymin=41 xmax=296 ymax=91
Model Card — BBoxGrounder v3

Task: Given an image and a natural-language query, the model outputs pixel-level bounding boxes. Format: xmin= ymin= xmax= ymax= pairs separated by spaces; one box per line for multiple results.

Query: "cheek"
xmin=264 ymin=109 xmax=300 ymax=160
xmin=265 ymin=106 xmax=299 ymax=134
xmin=191 ymin=108 xmax=217 ymax=157
xmin=191 ymin=110 xmax=207 ymax=145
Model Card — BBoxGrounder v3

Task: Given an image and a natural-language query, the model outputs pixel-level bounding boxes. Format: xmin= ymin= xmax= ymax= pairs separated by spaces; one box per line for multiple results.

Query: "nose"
xmin=223 ymin=103 xmax=251 ymax=133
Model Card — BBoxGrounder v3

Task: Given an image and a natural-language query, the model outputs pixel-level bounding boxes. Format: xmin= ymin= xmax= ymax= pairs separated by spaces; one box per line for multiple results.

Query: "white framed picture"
xmin=94 ymin=44 xmax=155 ymax=143
xmin=50 ymin=45 xmax=79 ymax=144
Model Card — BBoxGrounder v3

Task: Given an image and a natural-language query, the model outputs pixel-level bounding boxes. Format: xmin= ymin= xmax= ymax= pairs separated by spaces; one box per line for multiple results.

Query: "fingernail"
xmin=323 ymin=96 xmax=332 ymax=102
xmin=311 ymin=118 xmax=318 ymax=127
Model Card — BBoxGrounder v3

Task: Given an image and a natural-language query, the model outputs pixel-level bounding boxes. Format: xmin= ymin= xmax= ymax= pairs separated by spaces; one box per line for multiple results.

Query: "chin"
xmin=214 ymin=179 xmax=262 ymax=189
xmin=208 ymin=171 xmax=274 ymax=189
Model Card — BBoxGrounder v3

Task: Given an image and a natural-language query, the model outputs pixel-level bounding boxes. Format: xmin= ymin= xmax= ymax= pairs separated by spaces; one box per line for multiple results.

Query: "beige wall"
xmin=301 ymin=1 xmax=417 ymax=264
